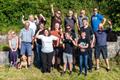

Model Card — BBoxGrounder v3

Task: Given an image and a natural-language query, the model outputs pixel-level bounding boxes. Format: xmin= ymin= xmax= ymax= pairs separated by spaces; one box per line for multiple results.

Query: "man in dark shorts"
xmin=95 ymin=23 xmax=110 ymax=71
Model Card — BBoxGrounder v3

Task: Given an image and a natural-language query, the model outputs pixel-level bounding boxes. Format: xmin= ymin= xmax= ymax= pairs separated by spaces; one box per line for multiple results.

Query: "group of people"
xmin=8 ymin=5 xmax=112 ymax=76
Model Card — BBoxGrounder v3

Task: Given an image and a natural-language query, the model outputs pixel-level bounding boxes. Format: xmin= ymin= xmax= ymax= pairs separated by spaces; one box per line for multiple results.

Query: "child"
xmin=78 ymin=31 xmax=89 ymax=76
xmin=61 ymin=32 xmax=77 ymax=76
xmin=8 ymin=31 xmax=18 ymax=67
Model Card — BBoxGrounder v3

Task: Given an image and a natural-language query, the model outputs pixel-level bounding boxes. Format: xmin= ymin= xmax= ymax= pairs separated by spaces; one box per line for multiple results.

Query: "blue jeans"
xmin=79 ymin=54 xmax=88 ymax=74
xmin=35 ymin=42 xmax=42 ymax=67
xmin=88 ymin=48 xmax=93 ymax=70
xmin=20 ymin=42 xmax=32 ymax=56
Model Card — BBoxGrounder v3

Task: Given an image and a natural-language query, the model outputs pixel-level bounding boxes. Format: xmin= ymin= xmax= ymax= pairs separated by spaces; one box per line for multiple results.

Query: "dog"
xmin=17 ymin=55 xmax=28 ymax=69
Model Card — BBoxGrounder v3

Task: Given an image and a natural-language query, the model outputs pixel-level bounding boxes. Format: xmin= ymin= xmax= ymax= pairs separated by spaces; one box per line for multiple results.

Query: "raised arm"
xmin=101 ymin=17 xmax=106 ymax=26
xmin=35 ymin=30 xmax=41 ymax=39
xmin=22 ymin=15 xmax=26 ymax=24
xmin=50 ymin=4 xmax=54 ymax=16
xmin=69 ymin=36 xmax=77 ymax=46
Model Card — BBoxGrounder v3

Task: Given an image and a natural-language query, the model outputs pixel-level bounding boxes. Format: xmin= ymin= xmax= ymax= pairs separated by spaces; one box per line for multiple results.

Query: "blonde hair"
xmin=7 ymin=30 xmax=16 ymax=40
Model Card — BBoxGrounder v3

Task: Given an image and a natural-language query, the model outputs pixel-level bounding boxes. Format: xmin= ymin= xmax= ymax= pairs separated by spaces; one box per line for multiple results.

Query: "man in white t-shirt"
xmin=22 ymin=14 xmax=38 ymax=35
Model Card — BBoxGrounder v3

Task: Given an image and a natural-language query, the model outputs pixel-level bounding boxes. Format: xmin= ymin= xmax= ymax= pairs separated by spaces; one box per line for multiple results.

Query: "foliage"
xmin=0 ymin=0 xmax=120 ymax=34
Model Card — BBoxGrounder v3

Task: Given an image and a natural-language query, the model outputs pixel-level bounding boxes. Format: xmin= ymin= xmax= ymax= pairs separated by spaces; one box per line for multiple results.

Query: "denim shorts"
xmin=95 ymin=45 xmax=108 ymax=59
xmin=20 ymin=42 xmax=32 ymax=56
xmin=63 ymin=52 xmax=73 ymax=63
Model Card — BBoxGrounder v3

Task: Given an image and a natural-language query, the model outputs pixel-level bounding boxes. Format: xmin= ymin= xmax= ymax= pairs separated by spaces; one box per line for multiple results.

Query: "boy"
xmin=78 ymin=32 xmax=89 ymax=76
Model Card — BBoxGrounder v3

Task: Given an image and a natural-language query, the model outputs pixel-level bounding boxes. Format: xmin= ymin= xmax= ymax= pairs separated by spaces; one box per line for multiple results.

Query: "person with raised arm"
xmin=50 ymin=4 xmax=62 ymax=30
xmin=36 ymin=29 xmax=59 ymax=73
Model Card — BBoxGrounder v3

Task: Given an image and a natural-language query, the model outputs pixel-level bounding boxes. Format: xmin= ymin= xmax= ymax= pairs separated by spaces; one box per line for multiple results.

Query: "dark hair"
xmin=82 ymin=18 xmax=88 ymax=22
xmin=43 ymin=28 xmax=51 ymax=36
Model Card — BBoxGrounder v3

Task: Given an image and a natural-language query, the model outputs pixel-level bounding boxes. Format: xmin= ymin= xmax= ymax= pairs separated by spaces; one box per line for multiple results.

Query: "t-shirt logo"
xmin=80 ymin=42 xmax=86 ymax=52
xmin=92 ymin=17 xmax=97 ymax=20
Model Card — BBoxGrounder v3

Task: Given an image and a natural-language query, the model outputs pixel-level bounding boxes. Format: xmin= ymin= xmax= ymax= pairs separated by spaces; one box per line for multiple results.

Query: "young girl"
xmin=8 ymin=30 xmax=18 ymax=67
xmin=78 ymin=32 xmax=89 ymax=76
xmin=51 ymin=23 xmax=63 ymax=69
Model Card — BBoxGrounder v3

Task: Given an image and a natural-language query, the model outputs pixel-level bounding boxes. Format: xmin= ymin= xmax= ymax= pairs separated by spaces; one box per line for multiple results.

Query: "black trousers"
xmin=88 ymin=48 xmax=93 ymax=70
xmin=41 ymin=52 xmax=53 ymax=73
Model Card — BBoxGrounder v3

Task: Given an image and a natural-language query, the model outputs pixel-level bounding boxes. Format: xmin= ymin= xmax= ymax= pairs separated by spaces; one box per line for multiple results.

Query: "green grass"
xmin=0 ymin=60 xmax=119 ymax=80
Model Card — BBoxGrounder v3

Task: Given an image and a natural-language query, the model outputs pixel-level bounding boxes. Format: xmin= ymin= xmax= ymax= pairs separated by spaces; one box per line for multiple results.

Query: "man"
xmin=95 ymin=23 xmax=110 ymax=71
xmin=80 ymin=18 xmax=95 ymax=72
xmin=22 ymin=14 xmax=38 ymax=35
xmin=50 ymin=4 xmax=62 ymax=30
xmin=64 ymin=10 xmax=77 ymax=31
xmin=78 ymin=9 xmax=88 ymax=31
xmin=19 ymin=21 xmax=34 ymax=68
xmin=91 ymin=8 xmax=106 ymax=32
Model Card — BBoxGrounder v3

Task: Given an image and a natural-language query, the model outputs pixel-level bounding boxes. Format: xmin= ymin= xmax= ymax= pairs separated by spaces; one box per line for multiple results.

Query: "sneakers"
xmin=61 ymin=71 xmax=65 ymax=76
xmin=95 ymin=67 xmax=100 ymax=70
xmin=69 ymin=71 xmax=72 ymax=75
xmin=28 ymin=64 xmax=32 ymax=68
xmin=106 ymin=68 xmax=110 ymax=72
xmin=78 ymin=72 xmax=87 ymax=76
xmin=85 ymin=73 xmax=87 ymax=76
xmin=78 ymin=72 xmax=82 ymax=76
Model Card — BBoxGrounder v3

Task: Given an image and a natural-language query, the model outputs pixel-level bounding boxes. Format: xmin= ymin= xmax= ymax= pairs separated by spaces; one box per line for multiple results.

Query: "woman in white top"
xmin=36 ymin=29 xmax=58 ymax=73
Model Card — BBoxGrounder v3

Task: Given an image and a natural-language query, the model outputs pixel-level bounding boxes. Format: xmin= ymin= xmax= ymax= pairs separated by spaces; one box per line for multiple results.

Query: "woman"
xmin=8 ymin=30 xmax=18 ymax=67
xmin=35 ymin=23 xmax=45 ymax=68
xmin=51 ymin=23 xmax=63 ymax=69
xmin=36 ymin=29 xmax=58 ymax=73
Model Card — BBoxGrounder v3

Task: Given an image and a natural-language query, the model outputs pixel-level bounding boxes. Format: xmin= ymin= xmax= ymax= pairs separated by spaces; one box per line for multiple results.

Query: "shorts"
xmin=95 ymin=45 xmax=108 ymax=59
xmin=63 ymin=52 xmax=73 ymax=63
xmin=20 ymin=42 xmax=32 ymax=56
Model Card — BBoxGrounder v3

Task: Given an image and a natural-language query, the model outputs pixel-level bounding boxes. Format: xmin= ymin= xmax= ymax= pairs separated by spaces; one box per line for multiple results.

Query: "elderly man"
xmin=19 ymin=21 xmax=34 ymax=68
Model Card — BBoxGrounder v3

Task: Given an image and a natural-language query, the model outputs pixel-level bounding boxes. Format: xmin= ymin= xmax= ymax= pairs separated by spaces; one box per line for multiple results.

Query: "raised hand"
xmin=74 ymin=12 xmax=78 ymax=18
xmin=50 ymin=4 xmax=53 ymax=8
xmin=22 ymin=15 xmax=24 ymax=18
xmin=34 ymin=15 xmax=38 ymax=19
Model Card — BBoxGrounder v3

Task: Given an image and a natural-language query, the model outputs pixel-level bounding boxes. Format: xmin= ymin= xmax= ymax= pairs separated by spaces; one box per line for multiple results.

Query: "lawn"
xmin=0 ymin=59 xmax=119 ymax=80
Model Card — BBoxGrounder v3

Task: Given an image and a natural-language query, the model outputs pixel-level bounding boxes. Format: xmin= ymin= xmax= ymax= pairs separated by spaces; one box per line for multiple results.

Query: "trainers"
xmin=69 ymin=71 xmax=72 ymax=75
xmin=61 ymin=71 xmax=65 ymax=76
xmin=78 ymin=72 xmax=82 ymax=76
xmin=85 ymin=73 xmax=87 ymax=76
xmin=28 ymin=64 xmax=32 ymax=68
xmin=89 ymin=69 xmax=92 ymax=72
xmin=106 ymin=68 xmax=110 ymax=72
xmin=95 ymin=67 xmax=100 ymax=70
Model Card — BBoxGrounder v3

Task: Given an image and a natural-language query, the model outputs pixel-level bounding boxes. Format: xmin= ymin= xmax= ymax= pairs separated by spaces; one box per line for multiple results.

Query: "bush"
xmin=0 ymin=0 xmax=119 ymax=34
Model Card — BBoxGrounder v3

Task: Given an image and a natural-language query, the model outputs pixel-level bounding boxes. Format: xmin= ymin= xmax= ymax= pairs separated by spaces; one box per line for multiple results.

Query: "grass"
xmin=0 ymin=60 xmax=119 ymax=80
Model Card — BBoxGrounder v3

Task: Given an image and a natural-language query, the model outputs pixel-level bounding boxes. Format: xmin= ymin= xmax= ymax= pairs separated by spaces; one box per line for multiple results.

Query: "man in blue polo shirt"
xmin=19 ymin=21 xmax=34 ymax=68
xmin=91 ymin=8 xmax=106 ymax=32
